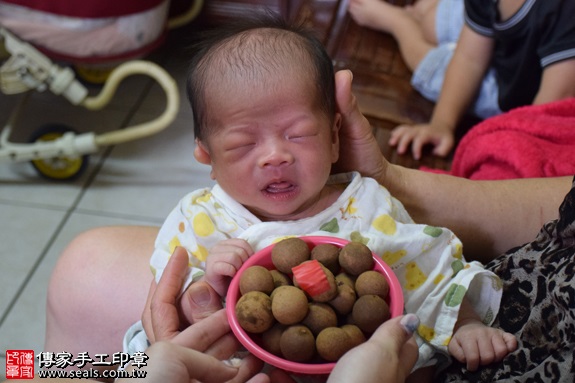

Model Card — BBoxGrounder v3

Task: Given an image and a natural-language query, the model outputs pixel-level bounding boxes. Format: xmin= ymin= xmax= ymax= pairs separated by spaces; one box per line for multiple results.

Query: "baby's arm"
xmin=205 ymin=238 xmax=253 ymax=297
xmin=448 ymin=297 xmax=517 ymax=371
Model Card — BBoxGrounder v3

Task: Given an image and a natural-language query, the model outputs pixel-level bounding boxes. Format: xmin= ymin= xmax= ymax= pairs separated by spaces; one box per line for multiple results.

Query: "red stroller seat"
xmin=0 ymin=0 xmax=170 ymax=65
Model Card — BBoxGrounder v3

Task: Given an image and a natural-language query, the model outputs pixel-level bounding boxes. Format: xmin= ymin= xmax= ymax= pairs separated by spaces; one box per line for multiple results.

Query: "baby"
xmin=124 ymin=12 xmax=516 ymax=378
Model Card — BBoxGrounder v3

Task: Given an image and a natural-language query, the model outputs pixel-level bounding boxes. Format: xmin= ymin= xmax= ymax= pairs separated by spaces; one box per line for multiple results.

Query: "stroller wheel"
xmin=74 ymin=64 xmax=116 ymax=85
xmin=28 ymin=124 xmax=89 ymax=181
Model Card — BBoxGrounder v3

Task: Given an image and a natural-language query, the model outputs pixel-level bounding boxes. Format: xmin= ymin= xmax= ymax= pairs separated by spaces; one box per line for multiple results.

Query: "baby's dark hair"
xmin=186 ymin=12 xmax=336 ymax=140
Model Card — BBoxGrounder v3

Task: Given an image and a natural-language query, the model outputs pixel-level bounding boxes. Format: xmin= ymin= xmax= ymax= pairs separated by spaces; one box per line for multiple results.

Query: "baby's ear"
xmin=194 ymin=139 xmax=211 ymax=164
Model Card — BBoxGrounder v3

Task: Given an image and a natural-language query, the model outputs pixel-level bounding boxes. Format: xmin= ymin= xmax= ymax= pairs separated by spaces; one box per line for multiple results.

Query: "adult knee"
xmin=45 ymin=228 xmax=111 ymax=343
xmin=45 ymin=225 xmax=157 ymax=351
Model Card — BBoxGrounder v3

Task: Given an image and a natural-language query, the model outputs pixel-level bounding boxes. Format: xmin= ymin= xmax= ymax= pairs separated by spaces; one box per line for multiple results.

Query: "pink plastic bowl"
xmin=226 ymin=236 xmax=404 ymax=375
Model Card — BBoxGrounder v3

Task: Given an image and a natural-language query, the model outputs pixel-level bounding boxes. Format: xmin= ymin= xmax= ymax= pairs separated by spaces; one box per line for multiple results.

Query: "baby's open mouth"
xmin=265 ymin=182 xmax=295 ymax=193
xmin=264 ymin=181 xmax=296 ymax=193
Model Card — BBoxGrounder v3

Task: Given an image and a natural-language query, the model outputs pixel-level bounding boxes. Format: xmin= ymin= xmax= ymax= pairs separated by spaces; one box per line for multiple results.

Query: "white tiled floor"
xmin=0 ymin=25 xmax=215 ymax=379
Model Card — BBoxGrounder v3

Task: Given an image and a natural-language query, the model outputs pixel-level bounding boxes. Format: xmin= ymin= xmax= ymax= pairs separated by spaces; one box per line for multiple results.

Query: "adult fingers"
xmin=173 ymin=310 xmax=266 ymax=381
xmin=141 ymin=280 xmax=158 ymax=343
xmin=189 ymin=332 xmax=267 ymax=383
xmin=150 ymin=246 xmax=189 ymax=341
xmin=399 ymin=332 xmax=419 ymax=371
xmin=172 ymin=309 xmax=230 ymax=350
xmin=335 ymin=69 xmax=358 ymax=127
xmin=226 ymin=354 xmax=266 ymax=383
xmin=335 ymin=69 xmax=374 ymax=147
xmin=333 ymin=69 xmax=384 ymax=179
xmin=179 ymin=279 xmax=223 ymax=325
xmin=328 ymin=314 xmax=419 ymax=383
xmin=266 ymin=369 xmax=298 ymax=383
xmin=370 ymin=314 xmax=420 ymax=363
xmin=182 ymin=351 xmax=238 ymax=383
xmin=143 ymin=341 xmax=238 ymax=383
xmin=201 ymin=332 xmax=241 ymax=359
xmin=245 ymin=374 xmax=272 ymax=383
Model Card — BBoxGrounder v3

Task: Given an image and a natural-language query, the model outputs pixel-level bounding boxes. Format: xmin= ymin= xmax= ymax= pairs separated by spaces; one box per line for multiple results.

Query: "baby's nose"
xmin=259 ymin=143 xmax=294 ymax=167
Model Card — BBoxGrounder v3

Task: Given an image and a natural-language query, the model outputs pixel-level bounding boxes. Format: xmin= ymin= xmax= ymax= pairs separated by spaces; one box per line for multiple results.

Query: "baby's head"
xmin=186 ymin=12 xmax=337 ymax=141
xmin=186 ymin=12 xmax=341 ymax=221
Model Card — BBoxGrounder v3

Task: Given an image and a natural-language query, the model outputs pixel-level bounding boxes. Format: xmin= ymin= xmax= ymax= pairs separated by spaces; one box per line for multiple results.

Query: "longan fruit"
xmin=271 ymin=285 xmax=309 ymax=325
xmin=328 ymin=282 xmax=356 ymax=316
xmin=355 ymin=270 xmax=389 ymax=299
xmin=239 ymin=265 xmax=275 ymax=295
xmin=236 ymin=291 xmax=274 ymax=333
xmin=341 ymin=324 xmax=366 ymax=347
xmin=302 ymin=302 xmax=338 ymax=336
xmin=335 ymin=272 xmax=356 ymax=289
xmin=270 ymin=269 xmax=292 ymax=288
xmin=280 ymin=325 xmax=316 ymax=362
xmin=311 ymin=243 xmax=341 ymax=274
xmin=339 ymin=242 xmax=374 ymax=275
xmin=316 ymin=327 xmax=353 ymax=362
xmin=352 ymin=295 xmax=390 ymax=333
xmin=271 ymin=237 xmax=311 ymax=273
xmin=261 ymin=323 xmax=286 ymax=356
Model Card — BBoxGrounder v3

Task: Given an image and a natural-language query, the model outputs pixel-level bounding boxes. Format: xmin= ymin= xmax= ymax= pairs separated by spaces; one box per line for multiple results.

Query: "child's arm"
xmin=204 ymin=238 xmax=253 ymax=297
xmin=533 ymin=59 xmax=575 ymax=105
xmin=390 ymin=25 xmax=494 ymax=159
xmin=428 ymin=25 xmax=494 ymax=142
xmin=448 ymin=297 xmax=517 ymax=371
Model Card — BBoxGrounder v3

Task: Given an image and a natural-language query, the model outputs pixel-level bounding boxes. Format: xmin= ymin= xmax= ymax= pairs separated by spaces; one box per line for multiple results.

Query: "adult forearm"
xmin=382 ymin=165 xmax=571 ymax=264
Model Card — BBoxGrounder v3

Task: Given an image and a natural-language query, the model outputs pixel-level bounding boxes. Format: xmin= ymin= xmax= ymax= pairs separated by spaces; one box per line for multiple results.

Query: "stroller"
xmin=0 ymin=0 xmax=203 ymax=180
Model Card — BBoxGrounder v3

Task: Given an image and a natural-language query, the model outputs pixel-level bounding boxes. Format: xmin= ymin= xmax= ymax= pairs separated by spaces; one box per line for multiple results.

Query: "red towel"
xmin=443 ymin=98 xmax=575 ymax=180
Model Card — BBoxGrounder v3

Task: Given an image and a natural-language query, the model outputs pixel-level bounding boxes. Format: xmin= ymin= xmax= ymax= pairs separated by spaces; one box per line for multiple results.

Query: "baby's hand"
xmin=205 ymin=238 xmax=253 ymax=297
xmin=448 ymin=320 xmax=517 ymax=371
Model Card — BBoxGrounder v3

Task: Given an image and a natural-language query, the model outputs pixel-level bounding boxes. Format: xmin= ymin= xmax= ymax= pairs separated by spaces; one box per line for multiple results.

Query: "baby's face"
xmin=198 ymin=72 xmax=340 ymax=221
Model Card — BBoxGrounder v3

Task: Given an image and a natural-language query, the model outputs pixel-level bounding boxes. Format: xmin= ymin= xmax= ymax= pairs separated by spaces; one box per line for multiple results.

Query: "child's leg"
xmin=348 ymin=0 xmax=438 ymax=71
xmin=433 ymin=0 xmax=465 ymax=44
xmin=406 ymin=0 xmax=439 ymax=44
xmin=448 ymin=298 xmax=517 ymax=371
